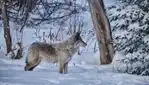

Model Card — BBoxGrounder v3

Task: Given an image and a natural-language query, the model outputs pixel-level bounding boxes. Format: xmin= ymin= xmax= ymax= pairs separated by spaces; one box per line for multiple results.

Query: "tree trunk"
xmin=88 ymin=0 xmax=115 ymax=64
xmin=1 ymin=0 xmax=12 ymax=54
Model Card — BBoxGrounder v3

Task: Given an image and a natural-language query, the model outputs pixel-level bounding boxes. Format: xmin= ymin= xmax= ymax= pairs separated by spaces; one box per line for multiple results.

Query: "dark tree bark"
xmin=1 ymin=0 xmax=12 ymax=54
xmin=88 ymin=0 xmax=115 ymax=64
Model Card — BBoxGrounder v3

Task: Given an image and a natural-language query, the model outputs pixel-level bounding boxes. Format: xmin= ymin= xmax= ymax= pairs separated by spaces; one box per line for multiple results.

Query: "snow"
xmin=0 ymin=47 xmax=149 ymax=85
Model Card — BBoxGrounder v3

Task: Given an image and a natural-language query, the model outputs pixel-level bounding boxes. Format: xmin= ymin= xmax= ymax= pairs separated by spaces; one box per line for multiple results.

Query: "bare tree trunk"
xmin=88 ymin=0 xmax=115 ymax=64
xmin=1 ymin=0 xmax=12 ymax=54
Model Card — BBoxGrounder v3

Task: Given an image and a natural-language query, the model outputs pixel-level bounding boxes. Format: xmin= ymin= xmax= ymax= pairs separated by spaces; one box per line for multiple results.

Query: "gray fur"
xmin=24 ymin=32 xmax=87 ymax=74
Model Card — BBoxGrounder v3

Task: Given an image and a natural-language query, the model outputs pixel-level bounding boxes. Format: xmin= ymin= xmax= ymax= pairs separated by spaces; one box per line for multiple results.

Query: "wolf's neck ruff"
xmin=55 ymin=35 xmax=79 ymax=57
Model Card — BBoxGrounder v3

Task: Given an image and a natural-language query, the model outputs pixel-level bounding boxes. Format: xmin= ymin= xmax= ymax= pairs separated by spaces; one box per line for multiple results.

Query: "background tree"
xmin=107 ymin=0 xmax=149 ymax=75
xmin=0 ymin=0 xmax=87 ymax=59
xmin=1 ymin=0 xmax=12 ymax=54
xmin=88 ymin=0 xmax=115 ymax=64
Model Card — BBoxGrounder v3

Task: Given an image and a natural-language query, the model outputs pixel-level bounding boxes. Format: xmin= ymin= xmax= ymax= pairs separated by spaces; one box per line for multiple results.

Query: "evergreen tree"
xmin=107 ymin=0 xmax=149 ymax=76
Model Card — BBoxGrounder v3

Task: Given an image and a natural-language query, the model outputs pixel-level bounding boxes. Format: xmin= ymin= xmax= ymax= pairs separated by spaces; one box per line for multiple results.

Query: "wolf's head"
xmin=73 ymin=32 xmax=87 ymax=48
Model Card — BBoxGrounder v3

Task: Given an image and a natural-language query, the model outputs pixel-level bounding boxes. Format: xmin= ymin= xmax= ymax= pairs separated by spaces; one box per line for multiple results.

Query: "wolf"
xmin=24 ymin=32 xmax=87 ymax=74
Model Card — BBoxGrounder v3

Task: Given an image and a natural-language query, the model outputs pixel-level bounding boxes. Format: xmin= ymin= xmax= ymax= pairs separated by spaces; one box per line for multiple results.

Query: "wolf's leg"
xmin=64 ymin=62 xmax=68 ymax=74
xmin=58 ymin=62 xmax=64 ymax=74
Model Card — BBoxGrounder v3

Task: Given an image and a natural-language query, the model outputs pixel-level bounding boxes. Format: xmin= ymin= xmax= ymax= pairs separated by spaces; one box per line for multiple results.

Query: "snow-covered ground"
xmin=0 ymin=50 xmax=149 ymax=85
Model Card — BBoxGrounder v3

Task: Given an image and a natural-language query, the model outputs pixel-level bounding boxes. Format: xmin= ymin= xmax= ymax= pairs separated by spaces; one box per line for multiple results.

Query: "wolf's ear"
xmin=76 ymin=31 xmax=80 ymax=36
xmin=75 ymin=32 xmax=80 ymax=41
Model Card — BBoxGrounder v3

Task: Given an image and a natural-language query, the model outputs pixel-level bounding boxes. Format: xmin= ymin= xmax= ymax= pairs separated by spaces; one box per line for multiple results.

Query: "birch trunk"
xmin=88 ymin=0 xmax=115 ymax=64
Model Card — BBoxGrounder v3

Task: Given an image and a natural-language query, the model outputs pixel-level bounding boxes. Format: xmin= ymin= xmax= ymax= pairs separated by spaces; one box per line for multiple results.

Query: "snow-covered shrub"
xmin=107 ymin=1 xmax=149 ymax=76
xmin=6 ymin=42 xmax=23 ymax=60
xmin=116 ymin=54 xmax=149 ymax=76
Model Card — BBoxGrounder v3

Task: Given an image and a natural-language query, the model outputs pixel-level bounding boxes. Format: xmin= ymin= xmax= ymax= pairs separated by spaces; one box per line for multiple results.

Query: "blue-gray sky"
xmin=104 ymin=0 xmax=116 ymax=6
